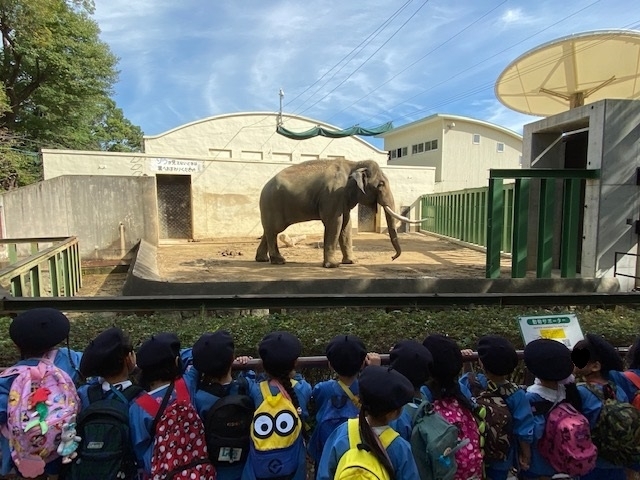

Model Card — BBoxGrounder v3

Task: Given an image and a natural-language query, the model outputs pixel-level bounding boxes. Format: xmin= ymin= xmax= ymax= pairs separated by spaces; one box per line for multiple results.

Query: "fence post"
xmin=537 ymin=178 xmax=555 ymax=278
xmin=486 ymin=178 xmax=504 ymax=278
xmin=511 ymin=179 xmax=530 ymax=278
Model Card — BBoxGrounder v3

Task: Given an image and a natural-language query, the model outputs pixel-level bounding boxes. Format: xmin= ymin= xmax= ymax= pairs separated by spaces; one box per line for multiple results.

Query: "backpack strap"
xmin=87 ymin=384 xmax=104 ymax=404
xmin=346 ymin=418 xmax=398 ymax=451
xmin=237 ymin=375 xmax=249 ymax=396
xmin=337 ymin=380 xmax=362 ymax=409
xmin=136 ymin=381 xmax=176 ymax=433
xmin=624 ymin=371 xmax=640 ymax=389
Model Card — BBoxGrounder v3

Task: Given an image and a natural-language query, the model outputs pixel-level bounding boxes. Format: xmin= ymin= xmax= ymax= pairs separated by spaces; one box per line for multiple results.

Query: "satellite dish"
xmin=495 ymin=29 xmax=640 ymax=116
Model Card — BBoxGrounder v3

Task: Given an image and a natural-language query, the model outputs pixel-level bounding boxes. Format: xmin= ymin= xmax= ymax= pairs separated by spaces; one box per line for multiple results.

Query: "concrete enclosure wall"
xmin=0 ymin=176 xmax=158 ymax=260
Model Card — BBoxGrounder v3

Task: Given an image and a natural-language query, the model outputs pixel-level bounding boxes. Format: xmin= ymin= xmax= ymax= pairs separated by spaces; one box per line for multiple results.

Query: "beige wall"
xmin=385 ymin=119 xmax=444 ymax=180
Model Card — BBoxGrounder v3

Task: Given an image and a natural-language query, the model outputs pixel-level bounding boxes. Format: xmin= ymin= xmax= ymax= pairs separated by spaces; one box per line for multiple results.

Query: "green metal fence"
xmin=420 ymin=184 xmax=515 ymax=253
xmin=0 ymin=237 xmax=82 ymax=297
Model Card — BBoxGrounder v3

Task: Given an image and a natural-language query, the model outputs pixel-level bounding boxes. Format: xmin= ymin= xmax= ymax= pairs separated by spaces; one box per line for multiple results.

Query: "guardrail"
xmin=0 ymin=237 xmax=82 ymax=297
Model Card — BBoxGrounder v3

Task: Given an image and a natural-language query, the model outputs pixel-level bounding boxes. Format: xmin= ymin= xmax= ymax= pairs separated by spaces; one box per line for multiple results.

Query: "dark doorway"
xmin=156 ymin=175 xmax=193 ymax=239
xmin=562 ymin=130 xmax=588 ymax=273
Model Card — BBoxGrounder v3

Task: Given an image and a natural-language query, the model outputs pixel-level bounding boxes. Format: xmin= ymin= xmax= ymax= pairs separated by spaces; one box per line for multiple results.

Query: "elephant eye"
xmin=378 ymin=181 xmax=385 ymax=188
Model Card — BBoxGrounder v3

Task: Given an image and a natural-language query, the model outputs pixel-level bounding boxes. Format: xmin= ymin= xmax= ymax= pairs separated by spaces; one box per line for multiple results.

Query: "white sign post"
xmin=517 ymin=313 xmax=584 ymax=349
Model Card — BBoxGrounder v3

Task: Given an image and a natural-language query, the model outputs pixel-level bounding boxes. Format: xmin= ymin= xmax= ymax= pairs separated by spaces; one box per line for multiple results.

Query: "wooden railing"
xmin=0 ymin=237 xmax=82 ymax=297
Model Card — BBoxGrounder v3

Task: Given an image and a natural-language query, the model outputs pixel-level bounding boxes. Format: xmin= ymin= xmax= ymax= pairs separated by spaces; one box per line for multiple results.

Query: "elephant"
xmin=255 ymin=158 xmax=427 ymax=268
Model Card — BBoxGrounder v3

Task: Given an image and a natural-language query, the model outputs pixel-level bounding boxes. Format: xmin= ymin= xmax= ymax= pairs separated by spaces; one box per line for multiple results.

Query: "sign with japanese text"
xmin=517 ymin=313 xmax=584 ymax=348
xmin=150 ymin=158 xmax=203 ymax=174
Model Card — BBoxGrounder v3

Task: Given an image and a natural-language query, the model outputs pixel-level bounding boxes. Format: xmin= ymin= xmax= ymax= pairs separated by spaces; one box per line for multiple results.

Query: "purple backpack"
xmin=0 ymin=350 xmax=80 ymax=478
xmin=537 ymin=402 xmax=597 ymax=477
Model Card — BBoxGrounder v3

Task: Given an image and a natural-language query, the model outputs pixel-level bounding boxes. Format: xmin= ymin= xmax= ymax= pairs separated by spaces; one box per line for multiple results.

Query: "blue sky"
xmin=93 ymin=0 xmax=639 ymax=149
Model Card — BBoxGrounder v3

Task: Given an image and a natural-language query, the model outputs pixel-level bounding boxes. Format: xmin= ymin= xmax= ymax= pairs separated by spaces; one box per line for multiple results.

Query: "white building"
xmin=379 ymin=113 xmax=522 ymax=192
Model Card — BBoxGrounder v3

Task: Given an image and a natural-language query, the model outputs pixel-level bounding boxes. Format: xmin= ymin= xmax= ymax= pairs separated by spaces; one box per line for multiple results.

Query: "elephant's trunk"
xmin=383 ymin=206 xmax=401 ymax=261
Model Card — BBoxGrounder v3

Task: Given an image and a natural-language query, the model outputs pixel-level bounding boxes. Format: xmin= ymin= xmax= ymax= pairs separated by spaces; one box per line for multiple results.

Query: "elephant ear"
xmin=350 ymin=168 xmax=368 ymax=194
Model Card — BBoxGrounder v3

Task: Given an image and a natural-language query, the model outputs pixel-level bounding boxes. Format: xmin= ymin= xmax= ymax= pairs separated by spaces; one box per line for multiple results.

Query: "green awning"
xmin=276 ymin=121 xmax=393 ymax=140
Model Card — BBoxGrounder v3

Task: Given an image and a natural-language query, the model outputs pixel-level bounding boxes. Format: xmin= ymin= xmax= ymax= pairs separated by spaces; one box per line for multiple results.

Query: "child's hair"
xmin=357 ymin=366 xmax=413 ymax=480
xmin=136 ymin=334 xmax=181 ymax=391
xmin=574 ymin=333 xmax=624 ymax=374
xmin=258 ymin=331 xmax=303 ymax=415
xmin=80 ymin=327 xmax=134 ymax=378
xmin=325 ymin=335 xmax=367 ymax=377
xmin=627 ymin=337 xmax=640 ymax=370
xmin=422 ymin=334 xmax=476 ymax=412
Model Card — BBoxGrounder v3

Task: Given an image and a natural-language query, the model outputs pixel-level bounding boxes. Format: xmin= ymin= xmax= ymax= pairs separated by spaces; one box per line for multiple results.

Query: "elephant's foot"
xmin=323 ymin=261 xmax=340 ymax=268
xmin=270 ymin=256 xmax=286 ymax=265
xmin=341 ymin=257 xmax=357 ymax=265
xmin=255 ymin=254 xmax=270 ymax=262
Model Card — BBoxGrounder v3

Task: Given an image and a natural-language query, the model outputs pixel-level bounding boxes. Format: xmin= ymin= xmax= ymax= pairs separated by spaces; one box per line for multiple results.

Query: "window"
xmin=497 ymin=142 xmax=505 ymax=153
xmin=390 ymin=150 xmax=397 ymax=159
xmin=412 ymin=144 xmax=418 ymax=154
xmin=395 ymin=147 xmax=407 ymax=158
xmin=472 ymin=134 xmax=481 ymax=144
xmin=431 ymin=139 xmax=438 ymax=150
xmin=425 ymin=141 xmax=432 ymax=152
xmin=417 ymin=143 xmax=424 ymax=153
xmin=402 ymin=147 xmax=407 ymax=156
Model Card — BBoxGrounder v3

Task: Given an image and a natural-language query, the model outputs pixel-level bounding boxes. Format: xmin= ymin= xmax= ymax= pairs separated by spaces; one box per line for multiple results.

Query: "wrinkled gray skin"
xmin=255 ymin=159 xmax=402 ymax=268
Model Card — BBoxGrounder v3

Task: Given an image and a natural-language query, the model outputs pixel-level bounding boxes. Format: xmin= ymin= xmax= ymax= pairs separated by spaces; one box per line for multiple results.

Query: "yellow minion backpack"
xmin=246 ymin=380 xmax=303 ymax=479
xmin=334 ymin=418 xmax=399 ymax=480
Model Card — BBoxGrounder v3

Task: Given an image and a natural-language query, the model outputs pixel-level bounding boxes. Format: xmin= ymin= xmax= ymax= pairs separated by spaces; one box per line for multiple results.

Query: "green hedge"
xmin=1 ymin=305 xmax=639 ymax=367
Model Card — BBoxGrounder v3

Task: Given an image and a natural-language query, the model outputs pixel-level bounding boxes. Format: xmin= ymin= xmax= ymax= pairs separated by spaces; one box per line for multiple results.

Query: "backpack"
xmin=334 ymin=418 xmax=398 ymax=480
xmin=246 ymin=380 xmax=303 ymax=479
xmin=432 ymin=397 xmax=482 ymax=480
xmin=468 ymin=375 xmax=518 ymax=463
xmin=67 ymin=384 xmax=143 ymax=480
xmin=408 ymin=400 xmax=465 ymax=480
xmin=535 ymin=401 xmax=597 ymax=476
xmin=309 ymin=380 xmax=360 ymax=462
xmin=585 ymin=382 xmax=640 ymax=466
xmin=136 ymin=378 xmax=216 ymax=480
xmin=0 ymin=350 xmax=80 ymax=479
xmin=623 ymin=371 xmax=640 ymax=410
xmin=202 ymin=376 xmax=254 ymax=465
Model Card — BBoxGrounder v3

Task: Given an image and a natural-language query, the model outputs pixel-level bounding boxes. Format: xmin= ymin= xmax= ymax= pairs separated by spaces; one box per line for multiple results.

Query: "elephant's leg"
xmin=322 ymin=217 xmax=342 ymax=268
xmin=255 ymin=235 xmax=269 ymax=262
xmin=339 ymin=215 xmax=356 ymax=264
xmin=265 ymin=229 xmax=285 ymax=264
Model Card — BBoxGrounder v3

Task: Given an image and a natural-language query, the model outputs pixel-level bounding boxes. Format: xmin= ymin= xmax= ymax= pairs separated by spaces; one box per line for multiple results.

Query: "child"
xmin=128 ymin=333 xmax=214 ymax=479
xmin=72 ymin=327 xmax=142 ymax=479
xmin=387 ymin=339 xmax=433 ymax=440
xmin=242 ymin=331 xmax=312 ymax=480
xmin=191 ymin=330 xmax=255 ymax=480
xmin=0 ymin=307 xmax=82 ymax=479
xmin=307 ymin=334 xmax=368 ymax=466
xmin=316 ymin=365 xmax=419 ymax=479
xmin=610 ymin=336 xmax=640 ymax=403
xmin=422 ymin=334 xmax=483 ymax=480
xmin=523 ymin=338 xmax=591 ymax=479
xmin=572 ymin=334 xmax=630 ymax=480
xmin=459 ymin=335 xmax=534 ymax=480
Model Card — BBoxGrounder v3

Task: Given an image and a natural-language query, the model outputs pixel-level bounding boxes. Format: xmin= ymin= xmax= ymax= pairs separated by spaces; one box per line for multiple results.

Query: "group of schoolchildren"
xmin=1 ymin=307 xmax=640 ymax=480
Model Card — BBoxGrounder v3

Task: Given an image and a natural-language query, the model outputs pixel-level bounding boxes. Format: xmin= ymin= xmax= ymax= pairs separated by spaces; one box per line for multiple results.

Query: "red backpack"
xmin=624 ymin=371 xmax=640 ymax=410
xmin=136 ymin=378 xmax=216 ymax=480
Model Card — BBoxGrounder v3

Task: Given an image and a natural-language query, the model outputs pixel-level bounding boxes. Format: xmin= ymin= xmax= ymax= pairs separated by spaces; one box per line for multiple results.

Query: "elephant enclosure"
xmin=155 ymin=232 xmax=509 ymax=283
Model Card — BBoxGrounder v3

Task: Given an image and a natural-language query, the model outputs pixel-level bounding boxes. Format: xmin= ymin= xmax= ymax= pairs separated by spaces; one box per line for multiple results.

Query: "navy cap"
xmin=422 ymin=334 xmax=463 ymax=381
xmin=10 ymin=308 xmax=70 ymax=352
xmin=80 ymin=327 xmax=130 ymax=377
xmin=326 ymin=335 xmax=367 ymax=376
xmin=137 ymin=334 xmax=178 ymax=370
xmin=390 ymin=340 xmax=433 ymax=388
xmin=582 ymin=333 xmax=624 ymax=373
xmin=477 ymin=335 xmax=519 ymax=376
xmin=259 ymin=331 xmax=301 ymax=375
xmin=193 ymin=330 xmax=235 ymax=375
xmin=524 ymin=338 xmax=573 ymax=381
xmin=359 ymin=365 xmax=414 ymax=413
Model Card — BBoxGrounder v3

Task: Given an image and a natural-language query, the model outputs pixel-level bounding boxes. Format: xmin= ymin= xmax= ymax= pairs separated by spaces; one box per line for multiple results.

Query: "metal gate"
xmin=156 ymin=175 xmax=193 ymax=239
xmin=358 ymin=204 xmax=376 ymax=232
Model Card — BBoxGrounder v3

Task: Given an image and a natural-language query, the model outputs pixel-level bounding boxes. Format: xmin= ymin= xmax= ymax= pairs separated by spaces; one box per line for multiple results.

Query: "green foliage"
xmin=0 ymin=305 xmax=638 ymax=367
xmin=0 ymin=0 xmax=142 ymax=158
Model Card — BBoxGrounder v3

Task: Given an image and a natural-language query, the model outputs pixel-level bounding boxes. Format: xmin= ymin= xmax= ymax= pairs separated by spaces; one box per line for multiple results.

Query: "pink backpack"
xmin=433 ymin=397 xmax=483 ymax=480
xmin=0 ymin=350 xmax=80 ymax=478
xmin=537 ymin=402 xmax=597 ymax=477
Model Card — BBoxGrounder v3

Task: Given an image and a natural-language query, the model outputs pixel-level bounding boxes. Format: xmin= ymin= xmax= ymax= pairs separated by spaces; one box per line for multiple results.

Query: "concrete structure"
xmin=12 ymin=113 xmax=435 ymax=260
xmin=380 ymin=114 xmax=522 ymax=192
xmin=522 ymin=99 xmax=640 ymax=291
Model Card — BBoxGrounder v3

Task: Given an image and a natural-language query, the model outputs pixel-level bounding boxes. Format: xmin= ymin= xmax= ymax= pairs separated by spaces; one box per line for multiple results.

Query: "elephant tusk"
xmin=383 ymin=205 xmax=428 ymax=225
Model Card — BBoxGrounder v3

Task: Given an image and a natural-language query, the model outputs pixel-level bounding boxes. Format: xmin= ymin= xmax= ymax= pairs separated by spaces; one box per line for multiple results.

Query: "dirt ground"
xmin=76 ymin=232 xmax=510 ymax=295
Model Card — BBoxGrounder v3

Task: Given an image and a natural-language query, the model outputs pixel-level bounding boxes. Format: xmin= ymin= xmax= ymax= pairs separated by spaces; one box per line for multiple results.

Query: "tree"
xmin=0 ymin=0 xmax=143 ymax=152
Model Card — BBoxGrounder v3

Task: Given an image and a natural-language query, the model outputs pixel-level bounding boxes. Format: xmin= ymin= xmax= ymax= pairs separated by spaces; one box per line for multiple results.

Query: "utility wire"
xmin=296 ymin=0 xmax=432 ymax=118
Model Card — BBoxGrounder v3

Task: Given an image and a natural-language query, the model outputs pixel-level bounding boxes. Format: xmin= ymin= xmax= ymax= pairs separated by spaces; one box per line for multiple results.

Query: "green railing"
xmin=486 ymin=169 xmax=599 ymax=279
xmin=0 ymin=237 xmax=82 ymax=297
xmin=420 ymin=184 xmax=515 ymax=253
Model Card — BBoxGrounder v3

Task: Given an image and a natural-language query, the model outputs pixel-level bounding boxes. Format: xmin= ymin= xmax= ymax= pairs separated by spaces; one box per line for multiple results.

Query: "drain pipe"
xmin=119 ymin=222 xmax=126 ymax=258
